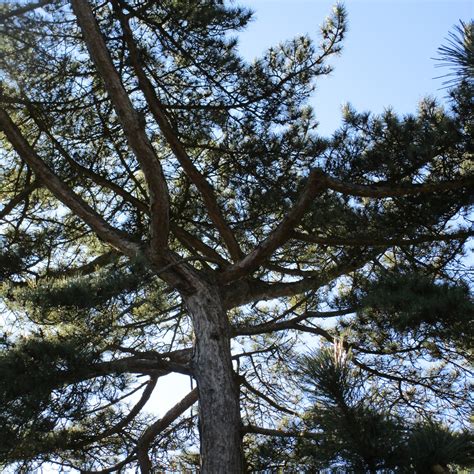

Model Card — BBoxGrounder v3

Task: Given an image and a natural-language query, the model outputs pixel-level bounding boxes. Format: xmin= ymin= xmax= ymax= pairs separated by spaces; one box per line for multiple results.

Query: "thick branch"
xmin=71 ymin=0 xmax=170 ymax=256
xmin=26 ymin=107 xmax=221 ymax=270
xmin=222 ymin=167 xmax=472 ymax=285
xmin=27 ymin=107 xmax=150 ymax=213
xmin=45 ymin=250 xmax=120 ymax=279
xmin=82 ymin=376 xmax=158 ymax=446
xmin=0 ymin=109 xmax=140 ymax=256
xmin=0 ymin=0 xmax=54 ymax=22
xmin=114 ymin=3 xmax=242 ymax=262
xmin=234 ymin=308 xmax=354 ymax=336
xmin=224 ymin=250 xmax=378 ymax=308
xmin=323 ymin=172 xmax=473 ymax=198
xmin=243 ymin=424 xmax=320 ymax=440
xmin=6 ymin=356 xmax=188 ymax=415
xmin=222 ymin=169 xmax=327 ymax=283
xmin=80 ymin=455 xmax=137 ymax=474
xmin=72 ymin=356 xmax=191 ymax=383
xmin=292 ymin=229 xmax=474 ymax=247
xmin=241 ymin=318 xmax=423 ymax=359
xmin=136 ymin=387 xmax=198 ymax=473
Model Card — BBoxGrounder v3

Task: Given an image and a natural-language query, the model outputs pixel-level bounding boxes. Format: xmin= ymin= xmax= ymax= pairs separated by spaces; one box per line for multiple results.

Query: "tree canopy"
xmin=0 ymin=1 xmax=473 ymax=472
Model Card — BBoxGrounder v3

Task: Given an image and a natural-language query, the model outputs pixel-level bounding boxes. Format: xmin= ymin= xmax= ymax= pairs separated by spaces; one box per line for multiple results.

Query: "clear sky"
xmin=237 ymin=0 xmax=473 ymax=135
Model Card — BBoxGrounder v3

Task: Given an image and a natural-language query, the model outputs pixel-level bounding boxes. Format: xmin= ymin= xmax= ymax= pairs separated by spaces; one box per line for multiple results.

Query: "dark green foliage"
xmin=0 ymin=229 xmax=57 ymax=281
xmin=346 ymin=272 xmax=474 ymax=347
xmin=299 ymin=346 xmax=406 ymax=472
xmin=437 ymin=20 xmax=473 ymax=87
xmin=8 ymin=261 xmax=149 ymax=311
xmin=248 ymin=347 xmax=474 ymax=472
xmin=408 ymin=423 xmax=474 ymax=473
xmin=0 ymin=334 xmax=100 ymax=461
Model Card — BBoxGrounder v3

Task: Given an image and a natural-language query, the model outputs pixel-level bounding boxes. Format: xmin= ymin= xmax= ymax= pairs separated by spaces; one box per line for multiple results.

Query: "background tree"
xmin=0 ymin=1 xmax=472 ymax=472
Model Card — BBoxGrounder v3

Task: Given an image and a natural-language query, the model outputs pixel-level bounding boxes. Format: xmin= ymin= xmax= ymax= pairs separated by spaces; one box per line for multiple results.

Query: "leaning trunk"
xmin=184 ymin=282 xmax=244 ymax=473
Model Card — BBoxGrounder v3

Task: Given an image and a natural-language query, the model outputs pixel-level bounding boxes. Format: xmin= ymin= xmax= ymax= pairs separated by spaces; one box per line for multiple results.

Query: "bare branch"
xmin=28 ymin=102 xmax=222 ymax=274
xmin=136 ymin=387 xmax=198 ymax=473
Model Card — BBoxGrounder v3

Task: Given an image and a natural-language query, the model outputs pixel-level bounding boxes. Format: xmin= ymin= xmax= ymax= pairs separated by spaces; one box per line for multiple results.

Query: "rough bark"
xmin=184 ymin=281 xmax=244 ymax=473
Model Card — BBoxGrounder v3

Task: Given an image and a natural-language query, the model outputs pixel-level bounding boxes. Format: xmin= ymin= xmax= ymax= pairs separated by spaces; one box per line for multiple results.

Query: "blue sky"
xmin=237 ymin=0 xmax=472 ymax=135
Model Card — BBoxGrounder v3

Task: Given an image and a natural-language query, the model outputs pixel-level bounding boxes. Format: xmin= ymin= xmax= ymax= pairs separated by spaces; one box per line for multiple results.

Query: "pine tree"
xmin=0 ymin=1 xmax=472 ymax=472
xmin=247 ymin=340 xmax=474 ymax=472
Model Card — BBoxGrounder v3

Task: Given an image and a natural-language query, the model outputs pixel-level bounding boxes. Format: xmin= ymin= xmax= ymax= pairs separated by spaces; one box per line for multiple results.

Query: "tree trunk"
xmin=184 ymin=281 xmax=244 ymax=473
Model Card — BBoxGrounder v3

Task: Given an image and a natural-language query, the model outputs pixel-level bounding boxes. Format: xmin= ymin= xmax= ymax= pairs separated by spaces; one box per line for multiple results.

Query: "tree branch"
xmin=113 ymin=2 xmax=243 ymax=262
xmin=0 ymin=109 xmax=141 ymax=257
xmin=240 ymin=377 xmax=297 ymax=416
xmin=80 ymin=455 xmax=137 ymax=474
xmin=322 ymin=172 xmax=473 ymax=198
xmin=69 ymin=356 xmax=191 ymax=384
xmin=24 ymin=104 xmax=223 ymax=272
xmin=78 ymin=376 xmax=158 ymax=448
xmin=234 ymin=308 xmax=354 ymax=336
xmin=224 ymin=250 xmax=379 ymax=308
xmin=0 ymin=179 xmax=39 ymax=220
xmin=26 ymin=105 xmax=150 ymax=213
xmin=136 ymin=387 xmax=199 ymax=473
xmin=171 ymin=223 xmax=230 ymax=267
xmin=44 ymin=250 xmax=121 ymax=279
xmin=71 ymin=0 xmax=170 ymax=257
xmin=243 ymin=424 xmax=320 ymax=440
xmin=222 ymin=169 xmax=327 ymax=283
xmin=0 ymin=0 xmax=54 ymax=22
xmin=292 ymin=229 xmax=474 ymax=247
